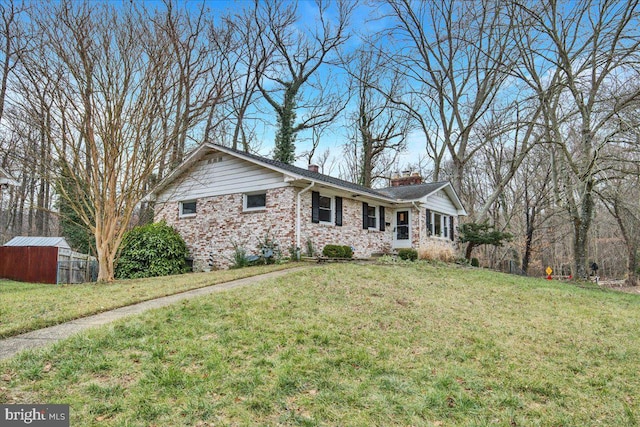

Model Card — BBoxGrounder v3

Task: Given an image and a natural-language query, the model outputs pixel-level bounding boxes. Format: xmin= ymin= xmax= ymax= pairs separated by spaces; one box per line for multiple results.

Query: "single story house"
xmin=149 ymin=143 xmax=467 ymax=270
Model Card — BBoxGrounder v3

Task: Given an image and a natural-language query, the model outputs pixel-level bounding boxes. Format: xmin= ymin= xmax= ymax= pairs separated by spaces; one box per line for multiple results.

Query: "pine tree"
xmin=458 ymin=222 xmax=513 ymax=261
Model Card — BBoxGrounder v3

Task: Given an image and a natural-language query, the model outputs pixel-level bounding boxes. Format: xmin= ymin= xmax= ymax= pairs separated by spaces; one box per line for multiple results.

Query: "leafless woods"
xmin=0 ymin=0 xmax=639 ymax=282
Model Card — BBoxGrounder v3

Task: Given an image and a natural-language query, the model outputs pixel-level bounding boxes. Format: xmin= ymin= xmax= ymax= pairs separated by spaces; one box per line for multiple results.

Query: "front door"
xmin=393 ymin=210 xmax=411 ymax=248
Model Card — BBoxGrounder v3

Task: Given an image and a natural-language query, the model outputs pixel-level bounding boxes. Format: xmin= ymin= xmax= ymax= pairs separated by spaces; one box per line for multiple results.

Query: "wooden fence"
xmin=0 ymin=246 xmax=59 ymax=284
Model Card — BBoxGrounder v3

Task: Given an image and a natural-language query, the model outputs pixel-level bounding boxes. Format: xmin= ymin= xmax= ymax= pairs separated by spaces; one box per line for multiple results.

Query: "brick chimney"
xmin=390 ymin=171 xmax=422 ymax=187
xmin=308 ymin=164 xmax=319 ymax=173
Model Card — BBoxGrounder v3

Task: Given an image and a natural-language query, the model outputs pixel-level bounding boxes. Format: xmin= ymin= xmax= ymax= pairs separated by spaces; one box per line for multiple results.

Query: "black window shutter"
xmin=362 ymin=202 xmax=369 ymax=229
xmin=312 ymin=191 xmax=320 ymax=223
xmin=450 ymin=216 xmax=455 ymax=241
xmin=379 ymin=206 xmax=385 ymax=231
xmin=426 ymin=209 xmax=432 ymax=235
xmin=335 ymin=197 xmax=343 ymax=226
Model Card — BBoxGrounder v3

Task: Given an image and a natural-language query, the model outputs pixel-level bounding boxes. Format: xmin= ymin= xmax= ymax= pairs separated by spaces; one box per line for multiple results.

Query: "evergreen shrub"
xmin=322 ymin=245 xmax=354 ymax=258
xmin=116 ymin=221 xmax=189 ymax=279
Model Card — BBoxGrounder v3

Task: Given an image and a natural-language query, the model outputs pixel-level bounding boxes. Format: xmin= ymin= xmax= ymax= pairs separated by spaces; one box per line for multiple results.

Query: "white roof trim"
xmin=206 ymin=144 xmax=401 ymax=204
xmin=150 ymin=143 xmax=467 ymax=213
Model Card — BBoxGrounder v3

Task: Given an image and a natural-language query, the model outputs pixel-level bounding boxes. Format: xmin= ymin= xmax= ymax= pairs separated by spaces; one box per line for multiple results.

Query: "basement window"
xmin=179 ymin=200 xmax=197 ymax=218
xmin=244 ymin=192 xmax=267 ymax=211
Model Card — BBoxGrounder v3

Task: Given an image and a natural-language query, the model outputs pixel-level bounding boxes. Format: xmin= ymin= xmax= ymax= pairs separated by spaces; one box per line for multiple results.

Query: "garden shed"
xmin=0 ymin=236 xmax=97 ymax=284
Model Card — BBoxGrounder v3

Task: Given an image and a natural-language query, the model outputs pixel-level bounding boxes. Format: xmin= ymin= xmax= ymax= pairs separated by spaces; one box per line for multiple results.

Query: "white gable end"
xmin=156 ymin=151 xmax=287 ymax=203
xmin=424 ymin=189 xmax=459 ymax=216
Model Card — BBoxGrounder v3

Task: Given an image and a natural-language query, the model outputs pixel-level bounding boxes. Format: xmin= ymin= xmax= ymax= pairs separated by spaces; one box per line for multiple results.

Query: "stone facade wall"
xmin=299 ymin=192 xmax=393 ymax=258
xmin=416 ymin=207 xmax=458 ymax=256
xmin=155 ymin=187 xmax=297 ymax=270
xmin=155 ymin=184 xmax=459 ymax=270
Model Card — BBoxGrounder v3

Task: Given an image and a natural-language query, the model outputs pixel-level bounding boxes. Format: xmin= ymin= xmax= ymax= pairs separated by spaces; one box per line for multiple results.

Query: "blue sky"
xmin=183 ymin=0 xmax=418 ymax=175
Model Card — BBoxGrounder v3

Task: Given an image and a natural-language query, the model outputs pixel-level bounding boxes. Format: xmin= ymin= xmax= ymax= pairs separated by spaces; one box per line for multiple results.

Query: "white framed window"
xmin=179 ymin=200 xmax=197 ymax=218
xmin=433 ymin=213 xmax=442 ymax=236
xmin=443 ymin=216 xmax=448 ymax=238
xmin=367 ymin=205 xmax=377 ymax=229
xmin=244 ymin=192 xmax=267 ymax=211
xmin=318 ymin=195 xmax=333 ymax=223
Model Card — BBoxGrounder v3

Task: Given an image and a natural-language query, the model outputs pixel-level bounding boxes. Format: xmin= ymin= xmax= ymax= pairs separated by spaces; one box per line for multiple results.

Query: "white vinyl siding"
xmin=157 ymin=153 xmax=287 ymax=203
xmin=426 ymin=190 xmax=459 ymax=216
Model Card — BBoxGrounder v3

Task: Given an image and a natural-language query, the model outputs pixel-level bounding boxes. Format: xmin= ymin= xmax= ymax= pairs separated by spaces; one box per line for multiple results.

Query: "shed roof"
xmin=4 ymin=236 xmax=71 ymax=248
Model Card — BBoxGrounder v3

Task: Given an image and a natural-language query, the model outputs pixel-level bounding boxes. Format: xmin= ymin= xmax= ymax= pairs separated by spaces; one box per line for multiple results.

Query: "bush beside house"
xmin=322 ymin=245 xmax=354 ymax=259
xmin=116 ymin=221 xmax=190 ymax=279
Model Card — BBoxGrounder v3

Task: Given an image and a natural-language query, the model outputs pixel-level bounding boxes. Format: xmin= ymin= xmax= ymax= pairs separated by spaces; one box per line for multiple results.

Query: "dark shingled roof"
xmin=377 ymin=182 xmax=450 ymax=200
xmin=210 ymin=143 xmax=393 ymax=200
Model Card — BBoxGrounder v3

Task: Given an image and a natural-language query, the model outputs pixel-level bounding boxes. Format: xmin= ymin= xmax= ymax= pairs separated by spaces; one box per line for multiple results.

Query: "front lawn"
xmin=2 ymin=263 xmax=639 ymax=426
xmin=0 ymin=263 xmax=301 ymax=338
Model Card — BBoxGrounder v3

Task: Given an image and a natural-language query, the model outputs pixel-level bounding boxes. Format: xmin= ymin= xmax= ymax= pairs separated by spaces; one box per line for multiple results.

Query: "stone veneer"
xmin=155 ymin=187 xmax=297 ymax=270
xmin=155 ymin=185 xmax=457 ymax=270
xmin=299 ymin=191 xmax=393 ymax=258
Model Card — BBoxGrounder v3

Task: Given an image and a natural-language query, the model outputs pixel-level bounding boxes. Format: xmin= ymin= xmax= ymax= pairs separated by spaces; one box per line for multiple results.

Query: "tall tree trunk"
xmin=626 ymin=245 xmax=638 ymax=287
xmin=572 ymin=182 xmax=594 ymax=279
xmin=522 ymin=206 xmax=536 ymax=275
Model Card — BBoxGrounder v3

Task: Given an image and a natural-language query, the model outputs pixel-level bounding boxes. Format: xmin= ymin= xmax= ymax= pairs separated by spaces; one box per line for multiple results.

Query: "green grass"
xmin=0 ymin=262 xmax=303 ymax=338
xmin=2 ymin=263 xmax=640 ymax=426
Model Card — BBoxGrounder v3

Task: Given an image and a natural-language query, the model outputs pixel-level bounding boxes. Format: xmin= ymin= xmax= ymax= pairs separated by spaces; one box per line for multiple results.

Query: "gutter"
xmin=296 ymin=181 xmax=315 ymax=258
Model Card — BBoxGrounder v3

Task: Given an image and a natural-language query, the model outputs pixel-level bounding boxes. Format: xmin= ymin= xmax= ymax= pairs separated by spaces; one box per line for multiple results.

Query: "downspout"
xmin=296 ymin=181 xmax=315 ymax=259
xmin=412 ymin=201 xmax=421 ymax=247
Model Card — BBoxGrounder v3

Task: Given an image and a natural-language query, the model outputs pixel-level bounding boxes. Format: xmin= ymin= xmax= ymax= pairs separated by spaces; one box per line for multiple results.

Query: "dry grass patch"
xmin=418 ymin=245 xmax=457 ymax=262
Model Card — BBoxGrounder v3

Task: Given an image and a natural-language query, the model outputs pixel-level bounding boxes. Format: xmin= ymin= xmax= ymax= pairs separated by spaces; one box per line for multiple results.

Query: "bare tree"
xmin=216 ymin=5 xmax=274 ymax=152
xmin=343 ymin=48 xmax=410 ymax=188
xmin=153 ymin=1 xmax=234 ymax=177
xmin=382 ymin=0 xmax=518 ymax=197
xmin=253 ymin=0 xmax=353 ymax=164
xmin=0 ymin=0 xmax=28 ymax=124
xmin=25 ymin=1 xmax=178 ymax=281
xmin=517 ymin=0 xmax=640 ymax=278
xmin=597 ymin=106 xmax=640 ymax=285
xmin=600 ymin=178 xmax=640 ymax=286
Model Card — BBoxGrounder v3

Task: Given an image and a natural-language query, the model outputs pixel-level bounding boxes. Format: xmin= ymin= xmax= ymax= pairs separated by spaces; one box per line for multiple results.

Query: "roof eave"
xmin=283 ymin=176 xmax=399 ymax=204
xmin=145 ymin=143 xmax=210 ymax=201
xmin=210 ymin=144 xmax=400 ymax=204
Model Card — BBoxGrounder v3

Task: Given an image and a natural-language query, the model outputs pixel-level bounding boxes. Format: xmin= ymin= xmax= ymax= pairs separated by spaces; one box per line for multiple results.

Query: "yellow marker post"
xmin=546 ymin=266 xmax=553 ymax=280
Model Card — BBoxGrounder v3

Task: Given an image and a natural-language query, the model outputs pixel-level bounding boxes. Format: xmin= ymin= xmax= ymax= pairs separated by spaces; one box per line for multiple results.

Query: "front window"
xmin=179 ymin=200 xmax=196 ymax=217
xmin=367 ymin=205 xmax=377 ymax=228
xmin=397 ymin=210 xmax=409 ymax=240
xmin=443 ymin=216 xmax=448 ymax=238
xmin=319 ymin=195 xmax=332 ymax=222
xmin=433 ymin=213 xmax=442 ymax=237
xmin=244 ymin=192 xmax=267 ymax=211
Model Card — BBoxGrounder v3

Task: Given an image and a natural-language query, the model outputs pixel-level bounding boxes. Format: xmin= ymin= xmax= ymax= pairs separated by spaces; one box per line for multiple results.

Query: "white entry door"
xmin=393 ymin=210 xmax=411 ymax=248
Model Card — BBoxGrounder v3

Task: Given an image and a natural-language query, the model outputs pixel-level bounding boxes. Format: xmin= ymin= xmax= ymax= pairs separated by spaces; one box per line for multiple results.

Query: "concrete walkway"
xmin=0 ymin=266 xmax=311 ymax=361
